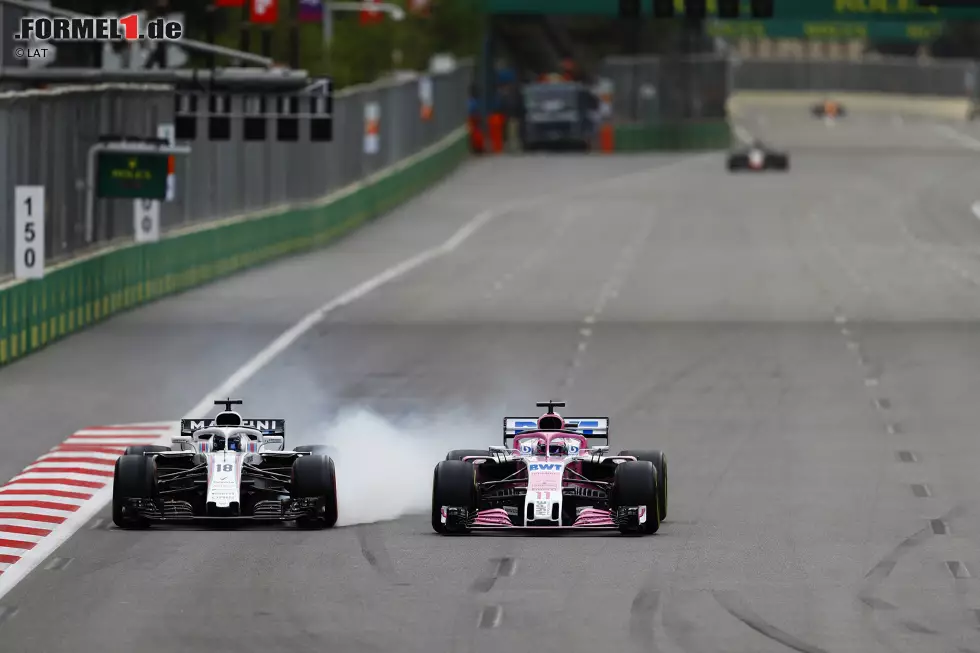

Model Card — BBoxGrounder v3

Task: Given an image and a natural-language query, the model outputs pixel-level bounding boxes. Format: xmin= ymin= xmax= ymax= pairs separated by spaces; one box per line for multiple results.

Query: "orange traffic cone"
xmin=599 ymin=123 xmax=614 ymax=153
xmin=488 ymin=113 xmax=505 ymax=154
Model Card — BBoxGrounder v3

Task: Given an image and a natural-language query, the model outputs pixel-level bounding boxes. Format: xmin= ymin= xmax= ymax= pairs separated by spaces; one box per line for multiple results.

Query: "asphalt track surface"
xmin=3 ymin=109 xmax=980 ymax=653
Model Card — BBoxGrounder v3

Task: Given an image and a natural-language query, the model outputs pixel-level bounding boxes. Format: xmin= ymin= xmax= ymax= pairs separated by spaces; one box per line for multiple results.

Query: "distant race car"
xmin=811 ymin=99 xmax=846 ymax=118
xmin=727 ymin=142 xmax=790 ymax=171
xmin=432 ymin=401 xmax=667 ymax=535
xmin=112 ymin=399 xmax=338 ymax=529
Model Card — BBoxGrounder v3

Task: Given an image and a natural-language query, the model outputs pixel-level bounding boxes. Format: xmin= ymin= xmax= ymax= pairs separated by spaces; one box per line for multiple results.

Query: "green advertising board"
xmin=708 ymin=19 xmax=945 ymax=40
xmin=96 ymin=152 xmax=169 ymax=200
xmin=482 ymin=0 xmax=980 ymax=19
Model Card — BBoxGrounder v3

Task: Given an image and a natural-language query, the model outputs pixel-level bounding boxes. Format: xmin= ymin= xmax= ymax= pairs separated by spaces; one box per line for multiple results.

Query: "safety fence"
xmin=0 ymin=64 xmax=472 ymax=279
xmin=599 ymin=54 xmax=978 ymax=123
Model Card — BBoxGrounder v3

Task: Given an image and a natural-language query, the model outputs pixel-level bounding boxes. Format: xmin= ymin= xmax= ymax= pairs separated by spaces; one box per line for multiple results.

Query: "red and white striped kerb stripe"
xmin=0 ymin=423 xmax=174 ymax=574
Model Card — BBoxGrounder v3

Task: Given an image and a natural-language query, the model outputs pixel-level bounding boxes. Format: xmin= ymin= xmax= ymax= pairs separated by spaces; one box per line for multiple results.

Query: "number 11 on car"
xmin=14 ymin=185 xmax=44 ymax=280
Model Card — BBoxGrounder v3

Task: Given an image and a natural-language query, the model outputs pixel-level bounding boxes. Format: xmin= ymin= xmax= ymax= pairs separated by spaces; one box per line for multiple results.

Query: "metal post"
xmin=205 ymin=3 xmax=217 ymax=69
xmin=240 ymin=1 xmax=251 ymax=56
xmin=481 ymin=23 xmax=493 ymax=124
xmin=84 ymin=143 xmax=99 ymax=244
xmin=322 ymin=0 xmax=333 ymax=45
xmin=289 ymin=0 xmax=300 ymax=69
xmin=261 ymin=27 xmax=272 ymax=59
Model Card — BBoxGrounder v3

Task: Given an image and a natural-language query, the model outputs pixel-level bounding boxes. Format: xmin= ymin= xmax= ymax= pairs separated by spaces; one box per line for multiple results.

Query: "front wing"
xmin=440 ymin=506 xmax=650 ymax=531
xmin=128 ymin=496 xmax=321 ymax=522
xmin=122 ymin=470 xmax=319 ymax=522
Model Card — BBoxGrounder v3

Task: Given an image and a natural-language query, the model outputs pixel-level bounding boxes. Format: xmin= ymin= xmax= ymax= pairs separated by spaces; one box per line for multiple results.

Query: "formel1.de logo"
xmin=14 ymin=15 xmax=183 ymax=42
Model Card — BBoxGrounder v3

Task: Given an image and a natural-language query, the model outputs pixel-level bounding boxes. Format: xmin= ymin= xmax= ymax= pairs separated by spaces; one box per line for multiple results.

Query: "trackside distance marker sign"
xmin=133 ymin=198 xmax=160 ymax=243
xmin=14 ymin=186 xmax=45 ymax=280
xmin=14 ymin=15 xmax=183 ymax=42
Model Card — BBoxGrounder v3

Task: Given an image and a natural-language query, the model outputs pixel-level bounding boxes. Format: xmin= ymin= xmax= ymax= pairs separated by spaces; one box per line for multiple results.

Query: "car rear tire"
xmin=445 ymin=449 xmax=490 ymax=462
xmin=611 ymin=461 xmax=660 ymax=535
xmin=431 ymin=460 xmax=477 ymax=534
xmin=771 ymin=155 xmax=790 ymax=171
xmin=292 ymin=454 xmax=339 ymax=529
xmin=618 ymin=450 xmax=667 ymax=520
xmin=112 ymin=454 xmax=157 ymax=529
xmin=123 ymin=445 xmax=170 ymax=456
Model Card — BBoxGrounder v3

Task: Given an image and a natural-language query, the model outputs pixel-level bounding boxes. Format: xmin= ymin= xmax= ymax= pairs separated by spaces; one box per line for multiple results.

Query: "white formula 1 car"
xmin=432 ymin=401 xmax=667 ymax=535
xmin=112 ymin=399 xmax=338 ymax=529
xmin=727 ymin=140 xmax=790 ymax=171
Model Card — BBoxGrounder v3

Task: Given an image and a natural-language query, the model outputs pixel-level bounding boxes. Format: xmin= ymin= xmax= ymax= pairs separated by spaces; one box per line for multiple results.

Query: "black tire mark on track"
xmin=713 ymin=590 xmax=829 ymax=653
xmin=470 ymin=557 xmax=515 ymax=594
xmin=356 ymin=524 xmax=408 ymax=586
xmin=858 ymin=503 xmax=967 ymax=608
xmin=902 ymin=620 xmax=939 ymax=635
xmin=856 ymin=504 xmax=970 ymax=653
xmin=628 ymin=585 xmax=661 ymax=653
xmin=0 ymin=606 xmax=16 ymax=629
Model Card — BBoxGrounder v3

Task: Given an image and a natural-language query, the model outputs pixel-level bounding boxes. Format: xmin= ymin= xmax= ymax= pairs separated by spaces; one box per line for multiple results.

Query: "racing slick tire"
xmin=292 ymin=454 xmax=339 ymax=529
xmin=618 ymin=450 xmax=667 ymax=520
xmin=727 ymin=156 xmax=745 ymax=171
xmin=445 ymin=449 xmax=489 ymax=462
xmin=123 ymin=445 xmax=170 ymax=456
xmin=769 ymin=155 xmax=790 ymax=171
xmin=611 ymin=461 xmax=660 ymax=535
xmin=112 ymin=454 xmax=158 ymax=529
xmin=431 ymin=460 xmax=477 ymax=535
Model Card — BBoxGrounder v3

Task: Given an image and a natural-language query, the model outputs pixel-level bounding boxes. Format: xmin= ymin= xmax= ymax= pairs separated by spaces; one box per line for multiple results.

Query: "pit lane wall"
xmin=602 ymin=54 xmax=979 ymax=151
xmin=0 ymin=121 xmax=468 ymax=369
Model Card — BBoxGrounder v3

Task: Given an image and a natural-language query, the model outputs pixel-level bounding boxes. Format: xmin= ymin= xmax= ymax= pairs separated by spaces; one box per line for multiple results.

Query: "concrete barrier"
xmin=728 ymin=91 xmax=973 ymax=120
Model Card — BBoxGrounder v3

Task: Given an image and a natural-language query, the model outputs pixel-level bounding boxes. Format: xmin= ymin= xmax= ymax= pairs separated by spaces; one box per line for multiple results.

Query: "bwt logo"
xmin=529 ymin=463 xmax=561 ymax=471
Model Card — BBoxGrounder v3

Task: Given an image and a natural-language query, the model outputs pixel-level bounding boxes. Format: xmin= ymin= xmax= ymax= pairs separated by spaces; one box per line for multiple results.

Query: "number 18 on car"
xmin=15 ymin=185 xmax=45 ymax=280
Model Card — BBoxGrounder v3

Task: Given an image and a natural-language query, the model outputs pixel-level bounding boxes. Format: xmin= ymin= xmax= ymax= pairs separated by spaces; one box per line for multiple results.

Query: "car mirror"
xmin=170 ymin=435 xmax=193 ymax=452
xmin=488 ymin=445 xmax=507 ymax=453
xmin=259 ymin=435 xmax=284 ymax=452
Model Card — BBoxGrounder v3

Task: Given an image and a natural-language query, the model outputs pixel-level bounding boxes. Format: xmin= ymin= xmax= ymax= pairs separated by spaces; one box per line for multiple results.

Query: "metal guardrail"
xmin=0 ymin=64 xmax=472 ymax=278
xmin=599 ymin=54 xmax=979 ymax=122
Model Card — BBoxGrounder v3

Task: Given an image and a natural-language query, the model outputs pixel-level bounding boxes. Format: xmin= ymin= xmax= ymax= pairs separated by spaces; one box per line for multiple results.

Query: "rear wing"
xmin=502 ymin=417 xmax=609 ymax=444
xmin=180 ymin=418 xmax=285 ymax=438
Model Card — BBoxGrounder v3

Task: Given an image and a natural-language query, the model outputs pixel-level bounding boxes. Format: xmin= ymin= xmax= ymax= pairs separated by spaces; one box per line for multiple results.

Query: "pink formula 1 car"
xmin=431 ymin=401 xmax=667 ymax=536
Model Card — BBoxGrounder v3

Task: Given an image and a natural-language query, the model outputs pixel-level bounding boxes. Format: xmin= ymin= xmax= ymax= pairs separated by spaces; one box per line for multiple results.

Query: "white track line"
xmin=733 ymin=124 xmax=755 ymax=144
xmin=0 ymin=156 xmax=703 ymax=602
xmin=933 ymin=124 xmax=980 ymax=151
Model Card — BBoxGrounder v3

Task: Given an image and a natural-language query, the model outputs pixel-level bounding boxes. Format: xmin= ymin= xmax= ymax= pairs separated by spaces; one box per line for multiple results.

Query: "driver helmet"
xmin=227 ymin=434 xmax=244 ymax=452
xmin=535 ymin=438 xmax=568 ymax=457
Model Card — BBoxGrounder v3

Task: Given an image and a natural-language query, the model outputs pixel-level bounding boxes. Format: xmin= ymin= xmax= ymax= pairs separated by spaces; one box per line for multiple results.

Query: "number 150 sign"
xmin=14 ymin=186 xmax=44 ymax=280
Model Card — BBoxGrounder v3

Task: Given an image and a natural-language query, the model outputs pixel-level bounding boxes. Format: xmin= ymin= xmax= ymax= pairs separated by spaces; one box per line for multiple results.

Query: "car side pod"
xmin=431 ymin=459 xmax=477 ymax=535
xmin=113 ymin=454 xmax=158 ymax=529
xmin=291 ymin=454 xmax=339 ymax=529
xmin=611 ymin=460 xmax=660 ymax=535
